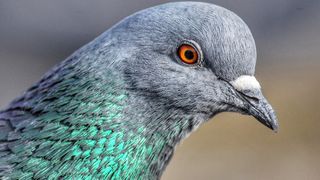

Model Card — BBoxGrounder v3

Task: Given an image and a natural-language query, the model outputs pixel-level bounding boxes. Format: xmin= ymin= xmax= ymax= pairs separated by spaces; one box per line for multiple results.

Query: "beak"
xmin=228 ymin=75 xmax=278 ymax=132
xmin=240 ymin=89 xmax=279 ymax=132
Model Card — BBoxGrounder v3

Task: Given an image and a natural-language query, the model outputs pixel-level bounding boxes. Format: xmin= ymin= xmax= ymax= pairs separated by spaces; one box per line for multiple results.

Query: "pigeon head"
xmin=0 ymin=2 xmax=279 ymax=179
xmin=107 ymin=2 xmax=278 ymax=131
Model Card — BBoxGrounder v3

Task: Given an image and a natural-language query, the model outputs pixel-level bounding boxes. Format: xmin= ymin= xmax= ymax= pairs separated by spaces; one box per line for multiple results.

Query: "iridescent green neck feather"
xmin=0 ymin=50 xmax=194 ymax=179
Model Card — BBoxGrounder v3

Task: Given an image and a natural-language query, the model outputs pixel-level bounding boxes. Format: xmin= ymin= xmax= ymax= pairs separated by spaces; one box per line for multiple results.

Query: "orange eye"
xmin=177 ymin=44 xmax=199 ymax=64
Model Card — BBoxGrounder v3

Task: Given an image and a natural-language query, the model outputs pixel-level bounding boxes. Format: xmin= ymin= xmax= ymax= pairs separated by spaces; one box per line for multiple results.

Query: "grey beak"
xmin=241 ymin=90 xmax=279 ymax=132
xmin=248 ymin=96 xmax=279 ymax=132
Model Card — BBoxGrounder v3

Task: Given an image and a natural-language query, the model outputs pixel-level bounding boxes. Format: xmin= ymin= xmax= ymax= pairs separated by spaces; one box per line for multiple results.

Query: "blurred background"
xmin=0 ymin=0 xmax=319 ymax=179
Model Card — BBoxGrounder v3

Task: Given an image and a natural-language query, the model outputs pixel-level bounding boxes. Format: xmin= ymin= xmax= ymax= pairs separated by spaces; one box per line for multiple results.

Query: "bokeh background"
xmin=1 ymin=0 xmax=319 ymax=179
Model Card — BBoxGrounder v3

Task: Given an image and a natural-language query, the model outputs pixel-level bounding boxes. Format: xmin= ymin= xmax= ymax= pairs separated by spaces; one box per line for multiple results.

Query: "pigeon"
xmin=0 ymin=2 xmax=278 ymax=179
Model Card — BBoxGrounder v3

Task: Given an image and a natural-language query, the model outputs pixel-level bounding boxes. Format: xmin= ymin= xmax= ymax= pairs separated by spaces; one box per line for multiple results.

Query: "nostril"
xmin=237 ymin=90 xmax=260 ymax=103
xmin=244 ymin=94 xmax=259 ymax=103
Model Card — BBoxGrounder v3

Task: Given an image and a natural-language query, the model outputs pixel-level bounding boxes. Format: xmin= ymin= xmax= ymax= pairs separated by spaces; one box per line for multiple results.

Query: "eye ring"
xmin=176 ymin=40 xmax=203 ymax=67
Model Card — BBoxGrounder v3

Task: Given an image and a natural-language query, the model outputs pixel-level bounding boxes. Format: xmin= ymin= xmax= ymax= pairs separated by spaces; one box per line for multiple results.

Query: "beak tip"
xmin=262 ymin=115 xmax=278 ymax=133
xmin=254 ymin=111 xmax=279 ymax=133
xmin=271 ymin=121 xmax=279 ymax=133
xmin=271 ymin=125 xmax=279 ymax=133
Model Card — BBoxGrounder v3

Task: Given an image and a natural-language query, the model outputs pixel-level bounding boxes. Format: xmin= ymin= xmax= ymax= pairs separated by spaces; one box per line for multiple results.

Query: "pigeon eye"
xmin=177 ymin=44 xmax=199 ymax=65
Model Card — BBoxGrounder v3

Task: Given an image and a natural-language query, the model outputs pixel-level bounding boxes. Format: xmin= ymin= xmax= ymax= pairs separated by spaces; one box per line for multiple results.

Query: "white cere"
xmin=230 ymin=75 xmax=261 ymax=91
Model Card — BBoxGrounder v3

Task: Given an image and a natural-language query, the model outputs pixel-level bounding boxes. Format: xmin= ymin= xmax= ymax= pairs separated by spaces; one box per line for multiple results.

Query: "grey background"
xmin=1 ymin=0 xmax=320 ymax=179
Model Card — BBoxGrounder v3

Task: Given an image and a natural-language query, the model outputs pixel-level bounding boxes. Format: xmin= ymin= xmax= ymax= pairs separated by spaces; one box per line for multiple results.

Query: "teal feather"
xmin=0 ymin=64 xmax=175 ymax=179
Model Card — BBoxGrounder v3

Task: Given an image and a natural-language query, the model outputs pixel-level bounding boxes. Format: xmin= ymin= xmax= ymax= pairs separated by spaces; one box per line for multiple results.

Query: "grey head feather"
xmin=108 ymin=1 xmax=257 ymax=80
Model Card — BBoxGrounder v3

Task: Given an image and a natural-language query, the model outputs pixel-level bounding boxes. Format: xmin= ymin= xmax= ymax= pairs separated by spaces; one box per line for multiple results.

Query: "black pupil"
xmin=184 ymin=50 xmax=194 ymax=60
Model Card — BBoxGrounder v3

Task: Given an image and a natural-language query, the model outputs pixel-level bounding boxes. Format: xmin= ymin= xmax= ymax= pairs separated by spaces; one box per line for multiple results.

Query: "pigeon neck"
xmin=120 ymin=93 xmax=201 ymax=178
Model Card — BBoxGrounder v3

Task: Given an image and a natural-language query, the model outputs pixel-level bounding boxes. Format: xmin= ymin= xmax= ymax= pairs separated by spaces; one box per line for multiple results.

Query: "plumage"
xmin=0 ymin=2 xmax=278 ymax=179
